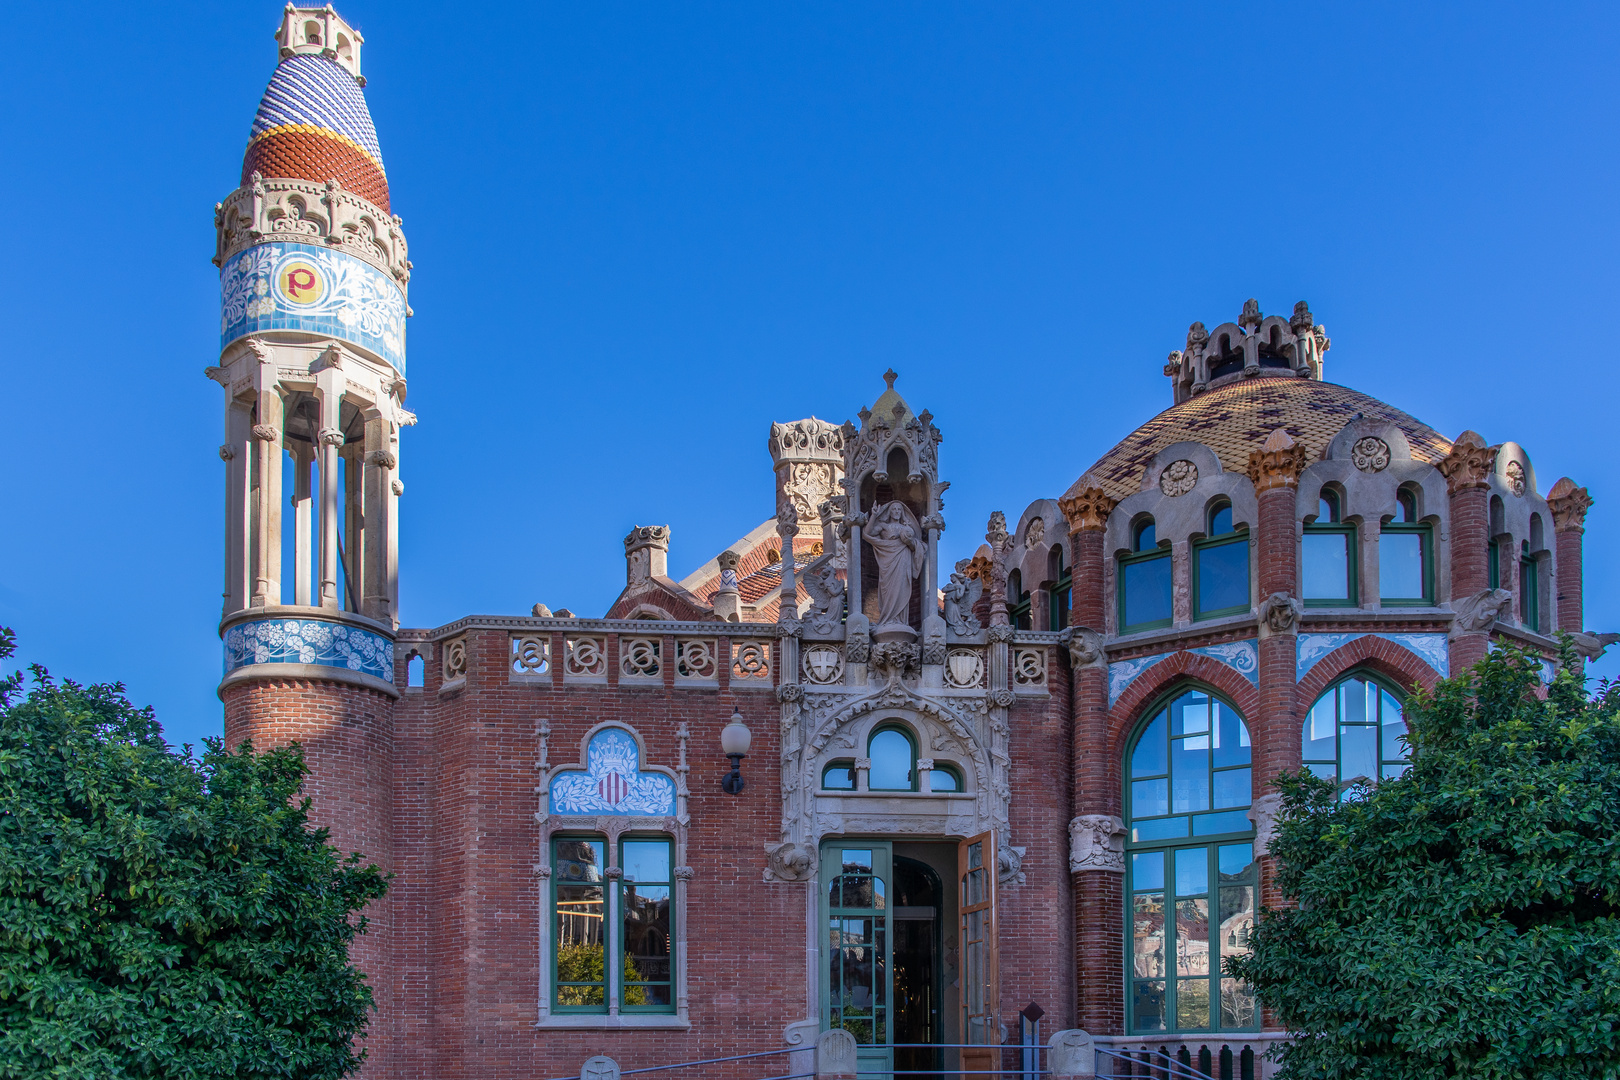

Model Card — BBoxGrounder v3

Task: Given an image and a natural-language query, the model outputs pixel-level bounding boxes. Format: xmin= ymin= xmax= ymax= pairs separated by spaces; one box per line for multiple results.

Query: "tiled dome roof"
xmin=1076 ymin=376 xmax=1453 ymax=501
xmin=241 ymin=54 xmax=389 ymax=211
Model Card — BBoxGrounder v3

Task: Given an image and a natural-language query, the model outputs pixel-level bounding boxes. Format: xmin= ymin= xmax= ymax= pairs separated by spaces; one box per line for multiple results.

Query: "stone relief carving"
xmin=215 ymin=174 xmax=412 ymax=287
xmin=871 ymin=641 xmax=922 ymax=683
xmin=802 ymin=645 xmax=844 ymax=685
xmin=845 ymin=619 xmax=871 ymax=664
xmin=1260 ymin=592 xmax=1304 ymax=634
xmin=943 ymin=560 xmax=984 ymax=636
xmin=802 ymin=549 xmax=846 ymax=635
xmin=1451 ymin=587 xmax=1513 ymax=636
xmin=1570 ymin=632 xmax=1620 ymax=662
xmin=1047 ymin=1029 xmax=1096 ymax=1079
xmin=1068 ymin=814 xmax=1126 ymax=873
xmin=1060 ymin=626 xmax=1105 ymax=670
xmin=1024 ymin=517 xmax=1045 ymax=549
xmin=1249 ymin=793 xmax=1282 ymax=857
xmin=1159 ymin=460 xmax=1198 ymax=497
xmin=580 ymin=1057 xmax=620 ymax=1080
xmin=1505 ymin=460 xmax=1526 ymax=497
xmin=1351 ymin=436 xmax=1391 ymax=472
xmin=866 ymin=500 xmax=925 ymax=628
xmin=765 ymin=840 xmax=816 ymax=882
xmin=945 ymin=649 xmax=986 ymax=689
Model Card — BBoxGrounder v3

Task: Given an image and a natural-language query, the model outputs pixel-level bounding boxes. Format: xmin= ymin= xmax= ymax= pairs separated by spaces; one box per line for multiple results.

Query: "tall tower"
xmin=210 ymin=7 xmax=406 ymax=1070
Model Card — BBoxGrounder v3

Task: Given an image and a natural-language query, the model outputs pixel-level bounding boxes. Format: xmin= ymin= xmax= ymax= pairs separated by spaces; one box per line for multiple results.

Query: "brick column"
xmin=1548 ymin=478 xmax=1592 ymax=636
xmin=1247 ymin=429 xmax=1308 ymax=911
xmin=1439 ymin=431 xmax=1501 ymax=673
xmin=1057 ymin=476 xmax=1120 ymax=1033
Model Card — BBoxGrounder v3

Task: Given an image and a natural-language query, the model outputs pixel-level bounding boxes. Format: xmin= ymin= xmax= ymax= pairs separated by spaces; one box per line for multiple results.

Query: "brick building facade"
xmin=209 ymin=10 xmax=1600 ymax=1079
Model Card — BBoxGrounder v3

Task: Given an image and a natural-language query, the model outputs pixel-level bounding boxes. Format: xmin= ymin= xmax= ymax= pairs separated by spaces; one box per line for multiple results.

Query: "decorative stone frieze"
xmin=1505 ymin=459 xmax=1526 ymax=496
xmin=215 ymin=174 xmax=411 ymax=286
xmin=1438 ymin=430 xmax=1502 ymax=493
xmin=1247 ymin=428 xmax=1308 ymax=491
xmin=511 ymin=634 xmax=550 ymax=675
xmin=1068 ymin=815 xmax=1126 ymax=873
xmin=1548 ymin=477 xmax=1593 ymax=533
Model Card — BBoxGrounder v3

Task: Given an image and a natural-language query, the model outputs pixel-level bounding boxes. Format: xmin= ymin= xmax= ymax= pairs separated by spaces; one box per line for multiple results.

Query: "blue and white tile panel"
xmin=223 ymin=617 xmax=393 ymax=681
xmin=1295 ymin=632 xmax=1449 ymax=683
xmin=250 ymin=54 xmax=385 ymax=169
xmin=548 ymin=729 xmax=677 ymax=817
xmin=1108 ymin=639 xmax=1258 ymax=708
xmin=220 ymin=242 xmax=407 ymax=374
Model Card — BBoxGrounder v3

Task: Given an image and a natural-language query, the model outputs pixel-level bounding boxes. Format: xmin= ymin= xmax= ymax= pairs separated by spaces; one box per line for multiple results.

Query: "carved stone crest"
xmin=1505 ymin=460 xmax=1526 ymax=497
xmin=765 ymin=840 xmax=816 ymax=882
xmin=803 ymin=645 xmax=844 ymax=685
xmin=945 ymin=649 xmax=985 ymax=689
xmin=581 ymin=1057 xmax=621 ymax=1080
xmin=1048 ymin=1029 xmax=1096 ymax=1079
xmin=1351 ymin=436 xmax=1391 ymax=472
xmin=1159 ymin=459 xmax=1198 ymax=497
xmin=1068 ymin=814 xmax=1126 ymax=873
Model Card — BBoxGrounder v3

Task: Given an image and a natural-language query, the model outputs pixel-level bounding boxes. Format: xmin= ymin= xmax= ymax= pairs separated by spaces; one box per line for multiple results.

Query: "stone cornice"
xmin=1438 ymin=430 xmax=1502 ymax=494
xmin=404 ymin=615 xmax=785 ymax=643
xmin=214 ymin=175 xmax=411 ymax=291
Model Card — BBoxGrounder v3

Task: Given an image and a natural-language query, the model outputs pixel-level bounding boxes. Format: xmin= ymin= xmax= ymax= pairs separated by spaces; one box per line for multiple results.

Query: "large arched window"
xmin=868 ymin=725 xmax=917 ymax=791
xmin=1125 ymin=687 xmax=1257 ymax=1035
xmin=1302 ymin=673 xmax=1410 ymax=797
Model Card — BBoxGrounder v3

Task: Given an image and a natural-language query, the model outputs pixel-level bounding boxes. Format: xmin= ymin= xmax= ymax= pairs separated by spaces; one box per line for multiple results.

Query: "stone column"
xmin=248 ymin=386 xmax=284 ymax=609
xmin=1548 ymin=478 xmax=1592 ymax=636
xmin=1057 ymin=475 xmax=1120 ymax=1034
xmin=315 ymin=364 xmax=346 ymax=611
xmin=223 ymin=399 xmax=253 ymax=616
xmin=1247 ymin=429 xmax=1308 ymax=911
xmin=1439 ymin=431 xmax=1501 ymax=672
xmin=291 ymin=441 xmax=314 ymax=606
xmin=362 ymin=413 xmax=394 ymax=624
xmin=778 ymin=501 xmax=801 ymax=623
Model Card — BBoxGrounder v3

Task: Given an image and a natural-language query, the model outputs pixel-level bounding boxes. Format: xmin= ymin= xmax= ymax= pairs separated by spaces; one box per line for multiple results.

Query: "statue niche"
xmin=860 ymin=446 xmax=929 ymax=632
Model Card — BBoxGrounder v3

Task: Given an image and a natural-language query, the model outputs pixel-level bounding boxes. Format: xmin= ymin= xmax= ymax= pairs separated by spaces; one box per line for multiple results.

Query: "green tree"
xmin=1229 ymin=643 xmax=1620 ymax=1079
xmin=0 ymin=628 xmax=388 ymax=1079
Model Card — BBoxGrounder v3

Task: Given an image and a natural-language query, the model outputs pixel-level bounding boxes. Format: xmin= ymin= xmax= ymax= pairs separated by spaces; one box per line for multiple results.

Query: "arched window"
xmin=1519 ymin=541 xmax=1540 ymax=633
xmin=822 ymin=760 xmax=857 ymax=791
xmin=1049 ymin=545 xmax=1072 ymax=632
xmin=1193 ymin=499 xmax=1249 ymax=620
xmin=1302 ymin=673 xmax=1410 ymax=797
xmin=1008 ymin=569 xmax=1032 ymax=631
xmin=1304 ymin=487 xmax=1356 ymax=606
xmin=1120 ymin=517 xmax=1171 ymax=633
xmin=868 ymin=725 xmax=917 ymax=791
xmin=928 ymin=762 xmax=963 ymax=792
xmin=551 ymin=834 xmax=676 ymax=1013
xmin=1125 ymin=688 xmax=1257 ymax=1035
xmin=1488 ymin=495 xmax=1506 ymax=590
xmin=1380 ymin=486 xmax=1433 ymax=605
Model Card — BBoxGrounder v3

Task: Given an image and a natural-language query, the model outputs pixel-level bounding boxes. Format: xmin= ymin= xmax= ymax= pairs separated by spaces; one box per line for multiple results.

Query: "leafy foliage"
xmin=1228 ymin=643 xmax=1620 ymax=1079
xmin=0 ymin=629 xmax=388 ymax=1079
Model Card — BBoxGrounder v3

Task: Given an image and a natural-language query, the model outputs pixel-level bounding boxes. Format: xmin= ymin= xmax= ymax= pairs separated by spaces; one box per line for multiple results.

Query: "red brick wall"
xmin=1556 ymin=527 xmax=1584 ymax=634
xmin=1253 ymin=485 xmax=1300 ymax=788
xmin=1448 ymin=484 xmax=1490 ymax=672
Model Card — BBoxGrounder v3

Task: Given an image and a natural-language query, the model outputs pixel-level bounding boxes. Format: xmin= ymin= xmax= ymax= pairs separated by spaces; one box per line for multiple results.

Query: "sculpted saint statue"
xmin=864 ymin=500 xmax=924 ymax=627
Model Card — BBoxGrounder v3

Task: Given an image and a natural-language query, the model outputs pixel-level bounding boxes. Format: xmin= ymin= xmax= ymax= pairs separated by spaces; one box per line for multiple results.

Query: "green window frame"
xmin=1124 ymin=687 xmax=1258 ymax=1035
xmin=1520 ymin=543 xmax=1540 ymax=633
xmin=867 ymin=724 xmax=918 ymax=792
xmin=1303 ymin=491 xmax=1357 ymax=607
xmin=1488 ymin=538 xmax=1501 ymax=590
xmin=1192 ymin=501 xmax=1249 ymax=621
xmin=549 ymin=834 xmax=676 ymax=1015
xmin=1379 ymin=490 xmax=1433 ymax=606
xmin=1302 ymin=673 xmax=1410 ymax=797
xmin=1120 ymin=520 xmax=1172 ymax=634
xmin=928 ymin=762 xmax=964 ymax=792
xmin=1050 ymin=546 xmax=1072 ymax=632
xmin=1008 ymin=570 xmax=1032 ymax=631
xmin=823 ymin=760 xmax=857 ymax=791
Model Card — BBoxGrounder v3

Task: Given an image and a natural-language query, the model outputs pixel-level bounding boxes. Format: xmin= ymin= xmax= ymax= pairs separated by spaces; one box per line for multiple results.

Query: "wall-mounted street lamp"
xmin=720 ymin=708 xmax=752 ymax=795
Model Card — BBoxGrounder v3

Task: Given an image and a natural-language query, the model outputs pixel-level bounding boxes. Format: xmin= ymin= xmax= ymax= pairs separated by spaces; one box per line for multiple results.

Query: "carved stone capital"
xmin=673 ymin=865 xmax=696 ymax=882
xmin=1068 ymin=814 xmax=1127 ymax=873
xmin=250 ymin=424 xmax=280 ymax=443
xmin=989 ymin=688 xmax=1015 ymax=708
xmin=535 ymin=865 xmax=553 ymax=879
xmin=366 ymin=449 xmax=397 ymax=469
xmin=1058 ymin=477 xmax=1117 ymax=532
xmin=1247 ymin=428 xmax=1309 ymax=492
xmin=776 ymin=683 xmax=804 ymax=703
xmin=987 ymin=623 xmax=1016 ymax=644
xmin=854 ymin=757 xmax=872 ymax=771
xmin=985 ymin=510 xmax=1009 ymax=548
xmin=318 ymin=427 xmax=345 ymax=447
xmin=624 ymin=525 xmax=671 ymax=553
xmin=603 ymin=867 xmax=624 ymax=881
xmin=1439 ymin=431 xmax=1502 ymax=493
xmin=1548 ymin=477 xmax=1594 ymax=534
xmin=915 ymin=757 xmax=935 ymax=771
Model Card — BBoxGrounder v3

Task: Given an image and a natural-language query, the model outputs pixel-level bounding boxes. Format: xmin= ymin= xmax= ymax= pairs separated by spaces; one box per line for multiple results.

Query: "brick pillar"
xmin=1057 ymin=477 xmax=1120 ymax=1033
xmin=1439 ymin=432 xmax=1501 ymax=673
xmin=1248 ymin=429 xmax=1308 ymax=911
xmin=1548 ymin=478 xmax=1592 ymax=635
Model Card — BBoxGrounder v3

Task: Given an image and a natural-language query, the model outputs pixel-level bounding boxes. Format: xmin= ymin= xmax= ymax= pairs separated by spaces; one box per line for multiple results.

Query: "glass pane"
xmin=1133 ymin=893 xmax=1166 ymax=977
xmin=1340 ymin=722 xmax=1377 ymax=786
xmin=1302 ymin=531 xmax=1351 ymax=601
xmin=1175 ymin=849 xmax=1208 ymax=896
xmin=1380 ymin=531 xmax=1425 ymax=600
xmin=1176 ymin=978 xmax=1211 ymax=1029
xmin=1212 ymin=703 xmax=1251 ymax=768
xmin=1218 ymin=886 xmax=1255 ymax=961
xmin=1340 ymin=679 xmax=1368 ymax=725
xmin=929 ymin=768 xmax=960 ymax=793
xmin=1124 ymin=554 xmax=1173 ymax=627
xmin=1137 ymin=523 xmax=1157 ymax=551
xmin=1302 ymin=760 xmax=1336 ymax=784
xmin=964 ymin=867 xmax=985 ymax=907
xmin=1381 ymin=690 xmax=1408 ymax=762
xmin=868 ymin=730 xmax=914 ymax=790
xmin=1303 ymin=693 xmax=1337 ymax=762
xmin=1132 ymin=851 xmax=1165 ymax=891
xmin=1217 ymin=844 xmax=1253 ymax=879
xmin=622 ymin=883 xmax=671 ymax=1000
xmin=1213 ymin=768 xmax=1251 ymax=809
xmin=1132 ymin=712 xmax=1168 ymax=777
xmin=1196 ymin=540 xmax=1249 ymax=615
xmin=1171 ymin=737 xmax=1210 ymax=813
xmin=1173 ymin=693 xmax=1211 ymax=736
xmin=1193 ymin=810 xmax=1253 ymax=836
xmin=823 ymin=765 xmax=855 ymax=790
xmin=843 ymin=849 xmax=873 ymax=871
xmin=1133 ymin=980 xmax=1166 ymax=1031
xmin=1220 ymin=978 xmax=1256 ymax=1029
xmin=1132 ymin=778 xmax=1169 ymax=817
xmin=1382 ymin=762 xmax=1410 ymax=780
xmin=621 ymin=840 xmax=670 ymax=883
xmin=556 ymin=839 xmax=604 ymax=882
xmin=1211 ymin=505 xmax=1233 ymax=535
xmin=1134 ymin=816 xmax=1188 ymax=842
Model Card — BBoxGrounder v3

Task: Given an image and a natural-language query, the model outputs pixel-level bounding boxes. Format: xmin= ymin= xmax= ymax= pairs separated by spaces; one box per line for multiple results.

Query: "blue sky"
xmin=2 ymin=2 xmax=1617 ymax=749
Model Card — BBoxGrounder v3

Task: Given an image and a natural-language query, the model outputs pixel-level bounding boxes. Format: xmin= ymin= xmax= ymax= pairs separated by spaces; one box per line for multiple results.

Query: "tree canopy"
xmin=0 ymin=628 xmax=387 ymax=1079
xmin=1230 ymin=643 xmax=1620 ymax=1079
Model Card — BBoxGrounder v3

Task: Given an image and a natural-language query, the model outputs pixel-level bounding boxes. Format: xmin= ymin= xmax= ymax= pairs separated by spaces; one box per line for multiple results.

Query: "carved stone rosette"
xmin=1247 ymin=428 xmax=1308 ymax=492
xmin=1438 ymin=430 xmax=1502 ymax=493
xmin=1548 ymin=477 xmax=1593 ymax=534
xmin=1057 ymin=478 xmax=1118 ymax=533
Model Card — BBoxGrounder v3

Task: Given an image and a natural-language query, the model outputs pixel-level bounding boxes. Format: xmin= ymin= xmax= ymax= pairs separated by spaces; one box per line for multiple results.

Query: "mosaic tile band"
xmin=1295 ymin=632 xmax=1450 ymax=683
xmin=223 ymin=617 xmax=393 ymax=682
xmin=1107 ymin=638 xmax=1259 ymax=707
xmin=548 ymin=729 xmax=677 ymax=816
xmin=220 ymin=241 xmax=407 ymax=373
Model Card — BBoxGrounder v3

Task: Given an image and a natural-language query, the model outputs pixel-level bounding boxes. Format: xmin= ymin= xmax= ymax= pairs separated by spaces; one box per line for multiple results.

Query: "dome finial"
xmin=882 ymin=368 xmax=898 ymax=391
xmin=276 ymin=5 xmax=365 ymax=83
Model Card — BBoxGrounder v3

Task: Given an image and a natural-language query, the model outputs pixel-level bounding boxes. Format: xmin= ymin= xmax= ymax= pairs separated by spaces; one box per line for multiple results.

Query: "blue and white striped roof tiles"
xmin=247 ymin=54 xmax=385 ymax=172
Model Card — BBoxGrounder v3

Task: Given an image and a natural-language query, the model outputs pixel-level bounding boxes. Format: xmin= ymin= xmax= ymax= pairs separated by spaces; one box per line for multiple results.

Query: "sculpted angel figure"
xmin=864 ymin=500 xmax=925 ymax=627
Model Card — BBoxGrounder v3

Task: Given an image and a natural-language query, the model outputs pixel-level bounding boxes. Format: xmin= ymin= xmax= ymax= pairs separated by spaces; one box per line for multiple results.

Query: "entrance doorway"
xmin=820 ymin=839 xmax=965 ymax=1079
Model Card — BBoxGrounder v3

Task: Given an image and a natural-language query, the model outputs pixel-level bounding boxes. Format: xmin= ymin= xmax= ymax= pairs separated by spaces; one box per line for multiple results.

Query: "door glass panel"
xmin=1132 ymin=851 xmax=1164 ymax=890
xmin=1175 ymin=849 xmax=1208 ymax=896
xmin=1133 ymin=981 xmax=1166 ymax=1031
xmin=1174 ymin=898 xmax=1210 ymax=976
xmin=622 ymin=883 xmax=670 ymax=1006
xmin=621 ymin=840 xmax=670 ymax=882
xmin=1220 ymin=978 xmax=1256 ymax=1028
xmin=1176 ymin=977 xmax=1211 ymax=1028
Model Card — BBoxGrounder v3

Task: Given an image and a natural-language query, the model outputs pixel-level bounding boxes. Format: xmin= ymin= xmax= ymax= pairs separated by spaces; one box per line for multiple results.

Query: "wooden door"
xmin=958 ymin=832 xmax=999 ymax=1076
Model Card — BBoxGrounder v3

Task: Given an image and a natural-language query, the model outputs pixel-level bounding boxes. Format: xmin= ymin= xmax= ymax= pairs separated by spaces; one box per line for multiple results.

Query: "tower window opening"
xmin=1008 ymin=568 xmax=1031 ymax=631
xmin=304 ymin=21 xmax=322 ymax=45
xmin=406 ymin=652 xmax=424 ymax=687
